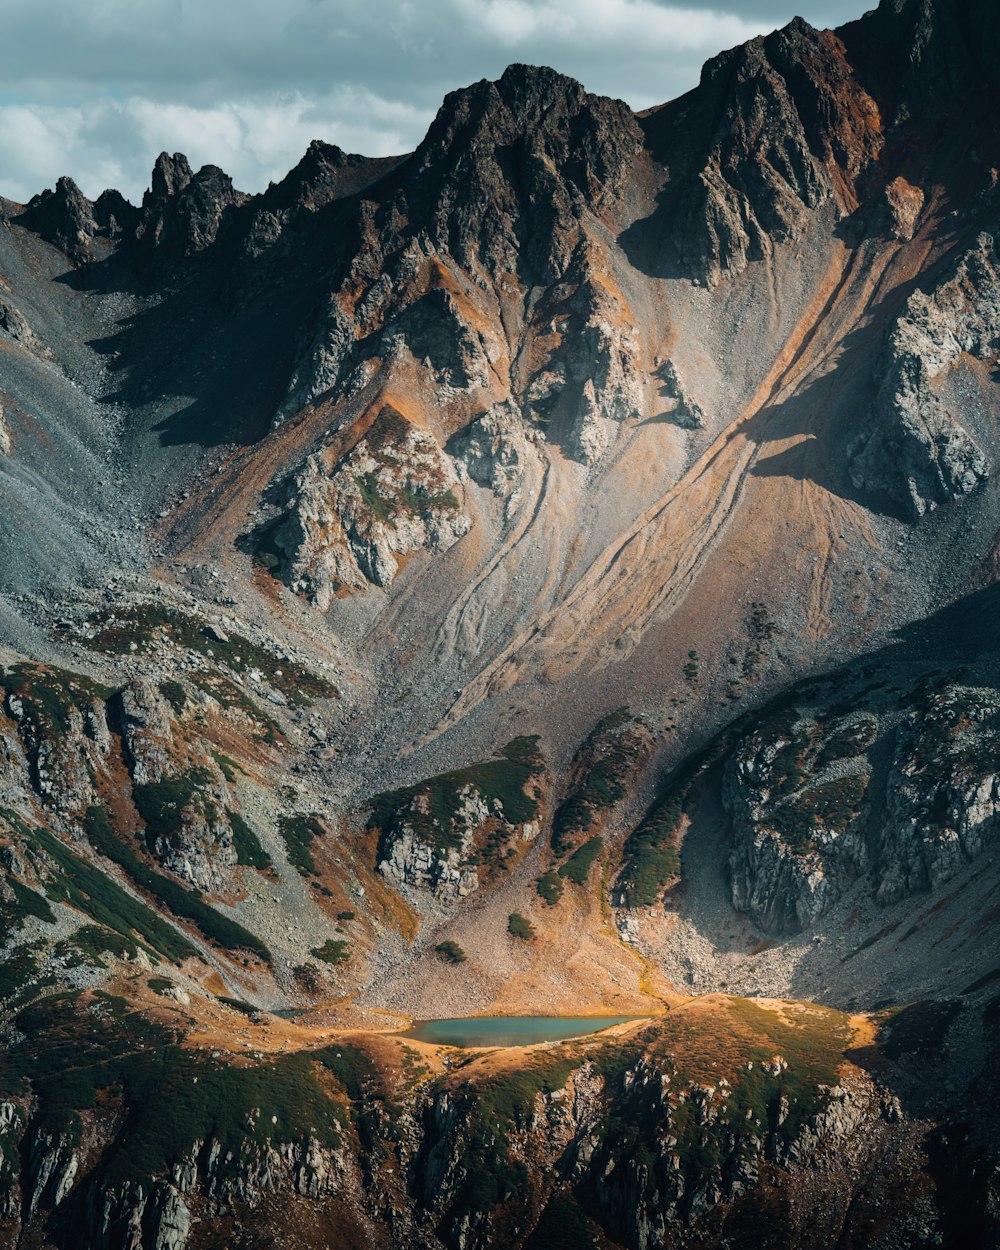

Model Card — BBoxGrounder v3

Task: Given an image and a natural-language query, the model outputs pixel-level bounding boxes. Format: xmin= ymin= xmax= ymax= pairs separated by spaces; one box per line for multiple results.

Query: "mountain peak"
xmin=149 ymin=151 xmax=194 ymax=202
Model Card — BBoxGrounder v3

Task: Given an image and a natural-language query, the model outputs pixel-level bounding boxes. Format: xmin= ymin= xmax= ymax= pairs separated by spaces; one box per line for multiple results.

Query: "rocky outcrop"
xmin=455 ymin=399 xmax=540 ymax=511
xmin=725 ymin=711 xmax=873 ymax=934
xmin=405 ymin=63 xmax=642 ymax=284
xmin=412 ymin=1034 xmax=902 ymax=1250
xmin=883 ymin=175 xmax=925 ymax=241
xmin=378 ymin=782 xmax=539 ymax=904
xmin=275 ymin=404 xmax=470 ymax=605
xmin=118 ymin=680 xmax=175 ymax=785
xmin=725 ymin=674 xmax=1000 ymax=930
xmin=656 ymin=360 xmax=705 ymax=429
xmin=88 ymin=1131 xmax=347 ymax=1250
xmin=1 ymin=669 xmax=111 ymax=817
xmin=0 ymin=403 xmax=9 ymax=456
xmin=275 ymin=64 xmax=643 ymax=439
xmin=19 ymin=176 xmax=99 ymax=263
xmin=276 ymin=235 xmax=507 ymax=423
xmin=137 ymin=152 xmax=247 ymax=262
xmin=561 ymin=256 xmax=646 ymax=464
xmin=16 ymin=178 xmax=140 ymax=264
xmin=848 ymin=232 xmax=999 ymax=518
xmin=876 ymin=683 xmax=1000 ymax=904
xmin=0 ymin=298 xmax=49 ymax=359
xmin=640 ymin=18 xmax=882 ymax=285
xmin=378 ymin=785 xmax=488 ymax=903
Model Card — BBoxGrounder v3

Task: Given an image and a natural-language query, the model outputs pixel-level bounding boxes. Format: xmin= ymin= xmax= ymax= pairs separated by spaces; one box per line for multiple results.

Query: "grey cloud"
xmin=0 ymin=0 xmax=875 ymax=205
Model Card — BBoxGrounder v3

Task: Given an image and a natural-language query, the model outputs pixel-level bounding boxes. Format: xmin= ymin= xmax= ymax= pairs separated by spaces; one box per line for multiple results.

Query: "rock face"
xmin=656 ymin=360 xmax=705 ymax=429
xmin=848 ymin=232 xmax=999 ymax=518
xmin=136 ymin=152 xmax=247 ymax=270
xmin=0 ymin=996 xmax=933 ymax=1250
xmin=725 ymin=710 xmax=872 ymax=934
xmin=0 ymin=403 xmax=10 ymax=456
xmin=559 ymin=250 xmax=647 ymax=464
xmin=19 ymin=176 xmax=99 ymax=263
xmin=378 ymin=782 xmax=539 ymax=904
xmin=725 ymin=671 xmax=1000 ymax=934
xmin=118 ymin=680 xmax=175 ymax=786
xmin=405 ymin=62 xmax=642 ymax=284
xmin=1 ymin=667 xmax=112 ymax=817
xmin=883 ymin=175 xmax=925 ymax=241
xmin=377 ymin=784 xmax=485 ymax=903
xmin=639 ymin=18 xmax=882 ymax=285
xmin=412 ymin=1022 xmax=908 ymax=1250
xmin=455 ymin=399 xmax=539 ymax=509
xmin=0 ymin=298 xmax=48 ymax=358
xmin=275 ymin=404 xmax=470 ymax=605
xmin=877 ymin=683 xmax=1000 ymax=903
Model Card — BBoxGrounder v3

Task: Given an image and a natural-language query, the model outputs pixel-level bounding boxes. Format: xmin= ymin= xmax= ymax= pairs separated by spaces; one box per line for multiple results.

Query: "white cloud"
xmin=0 ymin=91 xmax=432 ymax=204
xmin=457 ymin=0 xmax=763 ymax=51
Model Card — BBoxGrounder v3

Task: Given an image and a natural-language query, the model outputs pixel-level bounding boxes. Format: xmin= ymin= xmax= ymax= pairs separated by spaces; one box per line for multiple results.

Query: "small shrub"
xmin=536 ymin=872 xmax=563 ymax=907
xmin=293 ymin=964 xmax=323 ymax=995
xmin=311 ymin=940 xmax=350 ymax=966
xmin=507 ymin=913 xmax=536 ymax=941
xmin=435 ymin=940 xmax=466 ymax=964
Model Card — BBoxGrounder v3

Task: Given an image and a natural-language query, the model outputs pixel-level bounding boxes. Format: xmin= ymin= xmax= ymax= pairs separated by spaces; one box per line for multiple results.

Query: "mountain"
xmin=0 ymin=0 xmax=999 ymax=1246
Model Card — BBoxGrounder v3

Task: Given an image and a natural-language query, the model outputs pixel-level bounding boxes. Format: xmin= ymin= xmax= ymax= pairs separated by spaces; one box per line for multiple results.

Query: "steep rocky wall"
xmin=723 ymin=676 xmax=1000 ymax=935
xmin=848 ymin=231 xmax=1000 ymax=518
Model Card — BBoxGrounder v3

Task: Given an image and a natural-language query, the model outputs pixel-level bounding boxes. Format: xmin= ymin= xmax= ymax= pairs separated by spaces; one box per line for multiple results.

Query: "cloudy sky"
xmin=0 ymin=0 xmax=872 ymax=206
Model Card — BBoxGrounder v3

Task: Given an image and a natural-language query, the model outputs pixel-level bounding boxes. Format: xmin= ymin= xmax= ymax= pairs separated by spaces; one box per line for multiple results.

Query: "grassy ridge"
xmin=2 ymin=814 xmax=196 ymax=966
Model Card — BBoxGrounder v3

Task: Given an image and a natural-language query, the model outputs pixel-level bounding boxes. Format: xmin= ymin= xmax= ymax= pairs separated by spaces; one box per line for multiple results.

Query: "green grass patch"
xmin=0 ymin=945 xmax=53 ymax=1008
xmin=763 ymin=773 xmax=868 ymax=855
xmin=277 ymin=813 xmax=325 ymax=876
xmin=228 ymin=810 xmax=271 ymax=870
xmin=189 ymin=672 xmax=282 ymax=741
xmin=617 ymin=776 xmax=689 ymax=908
xmin=558 ymin=837 xmax=602 ymax=884
xmin=552 ymin=709 xmax=647 ymax=854
xmin=0 ymin=663 xmax=114 ymax=739
xmin=0 ymin=995 xmax=344 ymax=1184
xmin=29 ymin=817 xmax=195 ymax=965
xmin=133 ymin=771 xmax=211 ymax=850
xmin=211 ymin=751 xmax=241 ymax=782
xmin=0 ymin=875 xmax=57 ymax=932
xmin=443 ymin=1055 xmax=576 ymax=1223
xmin=55 ymin=925 xmax=137 ymax=968
xmin=535 ymin=871 xmax=563 ymax=907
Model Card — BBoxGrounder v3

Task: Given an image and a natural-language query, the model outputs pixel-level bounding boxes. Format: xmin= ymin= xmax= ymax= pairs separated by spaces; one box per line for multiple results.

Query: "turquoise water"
xmin=401 ymin=1015 xmax=637 ymax=1048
